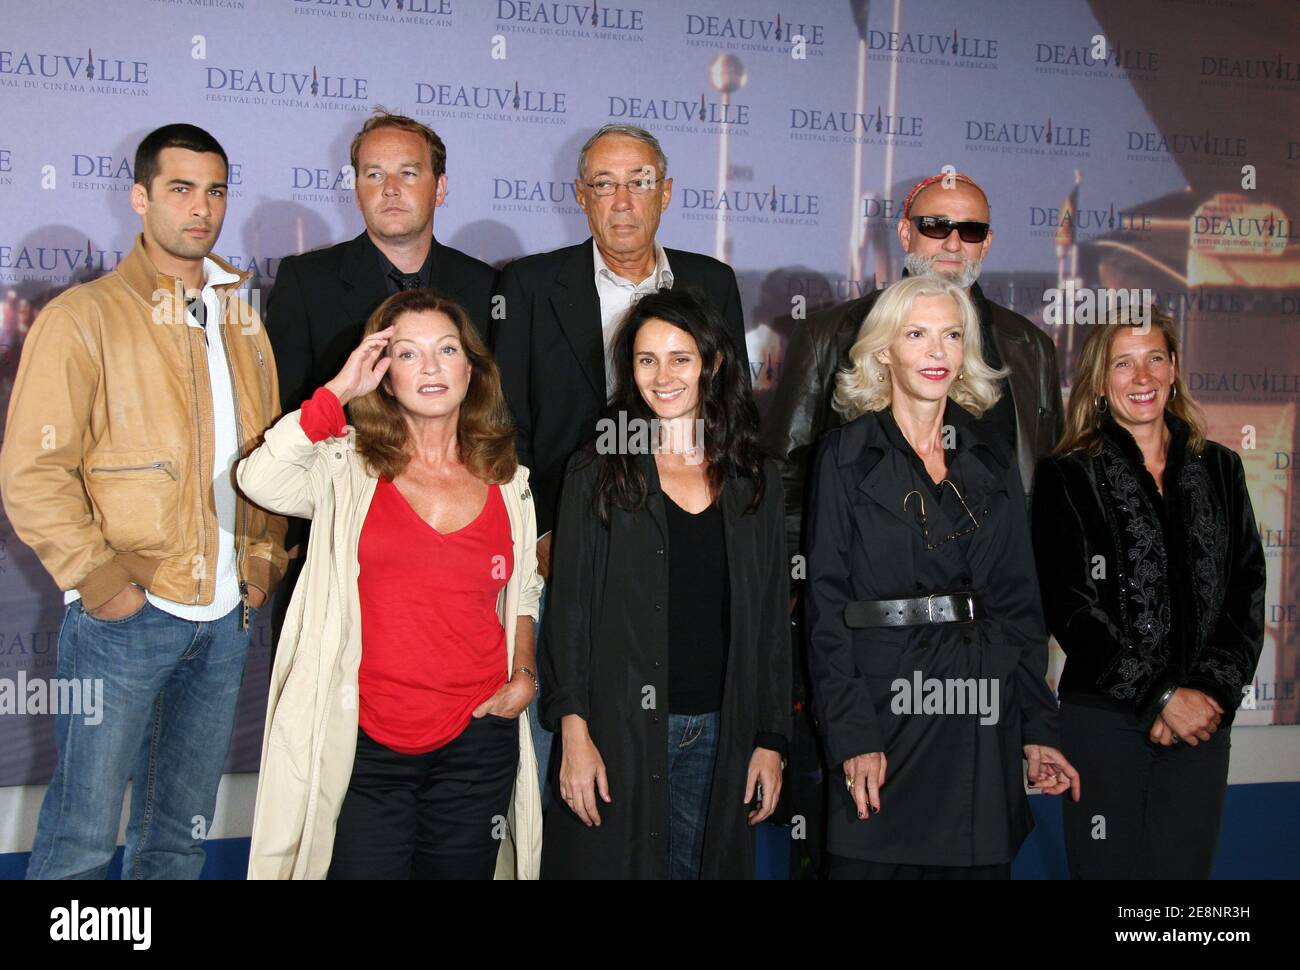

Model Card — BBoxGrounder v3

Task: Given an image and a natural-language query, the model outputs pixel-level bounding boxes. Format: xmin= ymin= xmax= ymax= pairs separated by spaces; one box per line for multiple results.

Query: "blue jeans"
xmin=26 ymin=600 xmax=252 ymax=880
xmin=666 ymin=711 xmax=720 ymax=880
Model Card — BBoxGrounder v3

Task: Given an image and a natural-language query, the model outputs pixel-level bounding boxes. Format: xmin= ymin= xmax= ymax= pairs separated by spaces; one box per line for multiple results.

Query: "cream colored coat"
xmin=236 ymin=408 xmax=543 ymax=879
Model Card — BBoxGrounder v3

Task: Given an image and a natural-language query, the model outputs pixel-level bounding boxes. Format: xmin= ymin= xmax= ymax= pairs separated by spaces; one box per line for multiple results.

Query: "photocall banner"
xmin=0 ymin=0 xmax=1296 ymax=786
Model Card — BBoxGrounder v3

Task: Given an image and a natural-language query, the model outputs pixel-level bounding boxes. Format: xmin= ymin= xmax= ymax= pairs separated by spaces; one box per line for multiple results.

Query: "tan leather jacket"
xmin=0 ymin=235 xmax=287 ymax=611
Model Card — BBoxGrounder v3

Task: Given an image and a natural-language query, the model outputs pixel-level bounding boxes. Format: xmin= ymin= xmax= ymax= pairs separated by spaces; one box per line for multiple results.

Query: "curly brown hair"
xmin=349 ymin=290 xmax=517 ymax=483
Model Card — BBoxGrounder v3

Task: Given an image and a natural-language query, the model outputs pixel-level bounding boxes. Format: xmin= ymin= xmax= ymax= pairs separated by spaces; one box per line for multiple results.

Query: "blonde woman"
xmin=804 ymin=274 xmax=1079 ymax=880
xmin=1032 ymin=306 xmax=1264 ymax=879
xmin=238 ymin=289 xmax=542 ymax=879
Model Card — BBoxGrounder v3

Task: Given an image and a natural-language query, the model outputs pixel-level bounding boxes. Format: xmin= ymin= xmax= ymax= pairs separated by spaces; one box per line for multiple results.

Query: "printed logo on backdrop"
xmin=0 ymin=47 xmax=150 ymax=97
xmin=495 ymin=1 xmax=647 ymax=42
xmin=68 ymin=155 xmax=245 ymax=199
xmin=1147 ymin=286 xmax=1273 ymax=320
xmin=964 ymin=116 xmax=1092 ymax=159
xmin=1190 ymin=195 xmax=1294 ymax=258
xmin=0 ymin=148 xmax=12 ymax=187
xmin=790 ymin=104 xmax=923 ymax=148
xmin=490 ymin=176 xmax=581 ymax=217
xmin=288 ymin=0 xmax=454 ymax=27
xmin=414 ymin=78 xmax=568 ymax=127
xmin=290 ymin=163 xmax=355 ymax=207
xmin=1200 ymin=50 xmax=1300 ymax=91
xmin=684 ymin=14 xmax=826 ymax=58
xmin=1256 ymin=521 xmax=1298 ymax=561
xmin=865 ymin=28 xmax=998 ymax=70
xmin=1032 ymin=39 xmax=1159 ymax=81
xmin=677 ymin=173 xmax=820 ymax=228
xmin=0 ymin=238 xmax=125 ymax=286
xmin=1125 ymin=129 xmax=1249 ymax=168
xmin=203 ymin=63 xmax=370 ymax=113
xmin=1025 ymin=197 xmax=1153 ymax=241
xmin=151 ymin=0 xmax=249 ymax=9
xmin=606 ymin=91 xmax=751 ymax=138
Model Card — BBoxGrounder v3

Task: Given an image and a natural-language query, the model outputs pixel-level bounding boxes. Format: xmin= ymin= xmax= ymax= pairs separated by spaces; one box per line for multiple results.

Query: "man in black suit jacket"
xmin=268 ymin=111 xmax=497 ymax=417
xmin=266 ymin=111 xmax=497 ymax=645
xmin=494 ymin=124 xmax=748 ymax=561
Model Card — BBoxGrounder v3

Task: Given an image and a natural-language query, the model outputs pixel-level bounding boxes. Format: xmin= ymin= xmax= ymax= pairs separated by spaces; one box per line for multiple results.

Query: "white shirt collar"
xmin=592 ymin=241 xmax=673 ymax=291
xmin=186 ymin=257 xmax=241 ymax=329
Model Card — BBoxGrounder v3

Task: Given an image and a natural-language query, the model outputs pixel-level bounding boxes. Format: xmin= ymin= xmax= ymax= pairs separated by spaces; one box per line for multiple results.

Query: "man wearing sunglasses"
xmin=763 ymin=170 xmax=1062 ymax=879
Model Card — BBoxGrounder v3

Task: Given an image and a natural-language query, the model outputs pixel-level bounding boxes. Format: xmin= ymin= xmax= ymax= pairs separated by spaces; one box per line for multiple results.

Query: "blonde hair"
xmin=1055 ymin=303 xmax=1206 ymax=457
xmin=833 ymin=275 xmax=1008 ymax=420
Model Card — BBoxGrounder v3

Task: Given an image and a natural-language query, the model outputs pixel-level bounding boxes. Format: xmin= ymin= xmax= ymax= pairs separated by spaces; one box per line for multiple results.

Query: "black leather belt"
xmin=844 ymin=592 xmax=980 ymax=629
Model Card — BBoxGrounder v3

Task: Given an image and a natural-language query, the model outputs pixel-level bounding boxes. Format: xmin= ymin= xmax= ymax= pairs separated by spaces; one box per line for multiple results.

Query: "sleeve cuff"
xmin=753 ymin=731 xmax=789 ymax=759
xmin=299 ymin=386 xmax=347 ymax=442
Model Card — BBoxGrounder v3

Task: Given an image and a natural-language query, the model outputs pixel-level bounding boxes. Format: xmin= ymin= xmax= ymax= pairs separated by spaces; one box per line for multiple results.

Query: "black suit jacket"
xmin=492 ymin=237 xmax=748 ymax=536
xmin=266 ymin=231 xmax=497 ymax=416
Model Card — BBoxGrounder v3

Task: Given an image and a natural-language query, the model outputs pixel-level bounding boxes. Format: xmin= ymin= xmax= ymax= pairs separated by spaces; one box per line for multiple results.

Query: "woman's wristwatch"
xmin=513 ymin=665 xmax=539 ymax=693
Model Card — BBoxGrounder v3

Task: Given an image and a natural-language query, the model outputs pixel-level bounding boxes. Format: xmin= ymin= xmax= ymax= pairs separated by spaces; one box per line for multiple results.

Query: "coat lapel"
xmin=339 ymin=232 xmax=390 ymax=328
xmin=550 ymin=238 xmax=607 ymax=403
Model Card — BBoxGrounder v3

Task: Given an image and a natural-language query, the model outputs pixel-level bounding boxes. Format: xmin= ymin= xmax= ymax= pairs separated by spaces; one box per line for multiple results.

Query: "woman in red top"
xmin=246 ymin=289 xmax=542 ymax=879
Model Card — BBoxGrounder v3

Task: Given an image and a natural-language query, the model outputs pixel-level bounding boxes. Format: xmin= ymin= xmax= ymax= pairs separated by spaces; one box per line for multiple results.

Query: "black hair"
xmin=134 ymin=124 xmax=228 ymax=192
xmin=593 ymin=286 xmax=765 ymax=523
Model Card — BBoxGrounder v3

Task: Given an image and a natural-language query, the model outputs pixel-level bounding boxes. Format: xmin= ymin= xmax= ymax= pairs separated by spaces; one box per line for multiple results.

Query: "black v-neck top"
xmin=664 ymin=493 xmax=730 ymax=715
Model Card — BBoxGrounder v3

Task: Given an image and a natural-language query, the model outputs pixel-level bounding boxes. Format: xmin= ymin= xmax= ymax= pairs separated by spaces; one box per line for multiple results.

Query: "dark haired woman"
xmin=238 ymin=289 xmax=543 ymax=879
xmin=1032 ymin=305 xmax=1265 ymax=879
xmin=540 ymin=287 xmax=791 ymax=880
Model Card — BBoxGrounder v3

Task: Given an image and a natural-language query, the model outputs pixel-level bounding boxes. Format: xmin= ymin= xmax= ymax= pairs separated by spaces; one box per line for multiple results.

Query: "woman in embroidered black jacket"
xmin=1031 ymin=306 xmax=1265 ymax=880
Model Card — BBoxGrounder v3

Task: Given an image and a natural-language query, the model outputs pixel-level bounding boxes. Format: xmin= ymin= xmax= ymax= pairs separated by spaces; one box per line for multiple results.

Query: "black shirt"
xmin=379 ymin=238 xmax=436 ymax=294
xmin=665 ymin=493 xmax=730 ymax=715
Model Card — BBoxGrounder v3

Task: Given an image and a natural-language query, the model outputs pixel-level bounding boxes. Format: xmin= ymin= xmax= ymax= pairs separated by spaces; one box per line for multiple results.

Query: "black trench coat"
xmin=540 ymin=449 xmax=792 ymax=879
xmin=805 ymin=402 xmax=1059 ymax=867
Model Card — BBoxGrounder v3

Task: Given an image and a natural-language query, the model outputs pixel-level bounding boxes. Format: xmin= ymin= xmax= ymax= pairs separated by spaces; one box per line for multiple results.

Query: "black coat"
xmin=493 ymin=239 xmax=748 ymax=537
xmin=1031 ymin=413 xmax=1266 ymax=728
xmin=804 ymin=402 xmax=1058 ymax=867
xmin=540 ymin=451 xmax=791 ymax=879
xmin=266 ymin=231 xmax=497 ymax=416
xmin=764 ymin=281 xmax=1063 ymax=558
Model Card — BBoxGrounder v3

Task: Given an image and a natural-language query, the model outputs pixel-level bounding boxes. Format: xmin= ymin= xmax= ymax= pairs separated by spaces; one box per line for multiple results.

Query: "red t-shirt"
xmin=299 ymin=387 xmax=513 ymax=754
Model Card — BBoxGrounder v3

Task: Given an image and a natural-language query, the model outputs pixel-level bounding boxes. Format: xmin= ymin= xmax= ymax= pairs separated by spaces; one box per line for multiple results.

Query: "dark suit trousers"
xmin=1061 ymin=701 xmax=1230 ymax=879
xmin=328 ymin=718 xmax=519 ymax=880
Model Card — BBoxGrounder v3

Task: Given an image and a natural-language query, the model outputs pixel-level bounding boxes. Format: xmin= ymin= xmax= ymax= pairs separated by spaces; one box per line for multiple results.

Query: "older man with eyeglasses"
xmin=764 ymin=170 xmax=1064 ymax=880
xmin=492 ymin=124 xmax=750 ymax=799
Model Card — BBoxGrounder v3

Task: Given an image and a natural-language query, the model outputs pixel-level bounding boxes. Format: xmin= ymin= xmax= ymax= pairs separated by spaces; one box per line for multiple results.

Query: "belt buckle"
xmin=959 ymin=591 xmax=975 ymax=621
xmin=926 ymin=593 xmax=938 ymax=623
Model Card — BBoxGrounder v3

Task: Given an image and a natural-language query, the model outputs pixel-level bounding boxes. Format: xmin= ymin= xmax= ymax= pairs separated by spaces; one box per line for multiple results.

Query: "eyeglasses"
xmin=584 ymin=176 xmax=661 ymax=197
xmin=910 ymin=215 xmax=991 ymax=244
xmin=903 ymin=480 xmax=987 ymax=550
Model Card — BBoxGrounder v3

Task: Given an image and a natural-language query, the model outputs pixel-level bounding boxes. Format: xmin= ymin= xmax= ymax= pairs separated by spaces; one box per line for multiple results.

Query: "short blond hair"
xmin=833 ymin=275 xmax=1008 ymax=420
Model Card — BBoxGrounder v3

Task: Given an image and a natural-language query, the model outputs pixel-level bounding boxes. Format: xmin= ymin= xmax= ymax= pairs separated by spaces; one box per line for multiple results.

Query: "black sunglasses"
xmin=910 ymin=215 xmax=991 ymax=244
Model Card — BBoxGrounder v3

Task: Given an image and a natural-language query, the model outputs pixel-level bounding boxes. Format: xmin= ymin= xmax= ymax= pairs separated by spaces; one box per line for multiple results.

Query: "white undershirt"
xmin=67 ymin=257 xmax=243 ymax=621
xmin=593 ymin=241 xmax=674 ymax=396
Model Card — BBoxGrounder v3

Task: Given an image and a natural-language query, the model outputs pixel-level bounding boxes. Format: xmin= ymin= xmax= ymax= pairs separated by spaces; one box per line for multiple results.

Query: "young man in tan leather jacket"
xmin=0 ymin=124 xmax=286 ymax=879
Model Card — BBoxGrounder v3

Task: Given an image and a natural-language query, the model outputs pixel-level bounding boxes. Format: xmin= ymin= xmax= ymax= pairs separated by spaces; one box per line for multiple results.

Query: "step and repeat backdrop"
xmin=1 ymin=0 xmax=1297 ymax=785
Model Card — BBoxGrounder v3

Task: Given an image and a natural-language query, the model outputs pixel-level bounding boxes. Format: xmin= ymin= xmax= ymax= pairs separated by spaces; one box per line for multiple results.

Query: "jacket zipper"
xmin=218 ymin=292 xmax=251 ymax=630
xmin=91 ymin=461 xmax=178 ymax=479
xmin=186 ymin=304 xmax=209 ymax=608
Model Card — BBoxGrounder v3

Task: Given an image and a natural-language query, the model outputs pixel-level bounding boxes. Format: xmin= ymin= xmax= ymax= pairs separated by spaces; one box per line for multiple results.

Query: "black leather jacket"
xmin=1031 ymin=413 xmax=1266 ymax=727
xmin=763 ymin=282 xmax=1064 ymax=559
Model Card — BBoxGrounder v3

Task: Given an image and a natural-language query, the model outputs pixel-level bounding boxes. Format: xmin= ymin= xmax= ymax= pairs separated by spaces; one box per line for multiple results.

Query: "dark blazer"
xmin=764 ymin=281 xmax=1063 ymax=558
xmin=266 ymin=231 xmax=497 ymax=416
xmin=540 ymin=450 xmax=791 ymax=880
xmin=1032 ymin=413 xmax=1266 ymax=728
xmin=493 ymin=238 xmax=748 ymax=537
xmin=804 ymin=401 xmax=1058 ymax=867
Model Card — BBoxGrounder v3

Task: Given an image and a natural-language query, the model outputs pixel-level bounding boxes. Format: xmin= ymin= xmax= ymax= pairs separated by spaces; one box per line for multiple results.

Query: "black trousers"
xmin=826 ymin=855 xmax=1010 ymax=880
xmin=328 ymin=716 xmax=520 ymax=880
xmin=1061 ymin=701 xmax=1231 ymax=880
